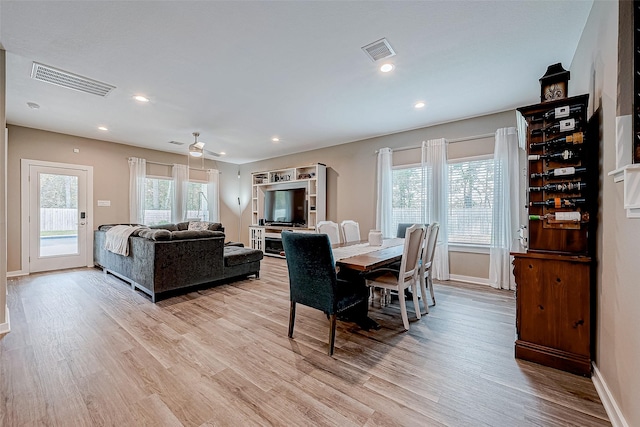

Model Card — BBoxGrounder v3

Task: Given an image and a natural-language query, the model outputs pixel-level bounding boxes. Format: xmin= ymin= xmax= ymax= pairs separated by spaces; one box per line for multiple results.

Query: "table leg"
xmin=337 ymin=268 xmax=381 ymax=330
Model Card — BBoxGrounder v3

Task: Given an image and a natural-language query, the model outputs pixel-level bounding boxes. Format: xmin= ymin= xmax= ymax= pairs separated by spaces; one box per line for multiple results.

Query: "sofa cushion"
xmin=149 ymin=223 xmax=178 ymax=232
xmin=176 ymin=221 xmax=190 ymax=231
xmin=138 ymin=228 xmax=172 ymax=241
xmin=171 ymin=230 xmax=224 ymax=240
xmin=98 ymin=224 xmax=145 ymax=232
xmin=224 ymin=246 xmax=264 ymax=267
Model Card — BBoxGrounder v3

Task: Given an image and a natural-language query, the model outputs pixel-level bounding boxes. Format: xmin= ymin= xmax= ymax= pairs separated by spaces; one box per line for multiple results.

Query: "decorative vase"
xmin=368 ymin=230 xmax=383 ymax=246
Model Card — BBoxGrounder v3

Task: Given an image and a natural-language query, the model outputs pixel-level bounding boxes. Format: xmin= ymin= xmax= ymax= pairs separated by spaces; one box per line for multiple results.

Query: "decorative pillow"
xmin=207 ymin=222 xmax=223 ymax=231
xmin=188 ymin=221 xmax=211 ymax=231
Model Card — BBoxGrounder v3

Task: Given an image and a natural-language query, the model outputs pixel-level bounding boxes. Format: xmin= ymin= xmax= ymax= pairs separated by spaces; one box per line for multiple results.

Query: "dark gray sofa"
xmin=94 ymin=222 xmax=263 ymax=302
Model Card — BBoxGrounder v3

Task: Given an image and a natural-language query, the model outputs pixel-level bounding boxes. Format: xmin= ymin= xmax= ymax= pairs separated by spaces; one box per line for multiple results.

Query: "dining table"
xmin=331 ymin=237 xmax=406 ymax=330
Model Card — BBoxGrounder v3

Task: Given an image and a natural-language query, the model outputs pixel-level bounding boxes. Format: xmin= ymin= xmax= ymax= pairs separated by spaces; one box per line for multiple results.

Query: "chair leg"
xmin=397 ymin=288 xmax=410 ymax=330
xmin=328 ymin=313 xmax=337 ymax=355
xmin=288 ymin=301 xmax=296 ymax=338
xmin=419 ymin=274 xmax=429 ymax=314
xmin=411 ymin=281 xmax=421 ymax=320
xmin=428 ymin=274 xmax=436 ymax=306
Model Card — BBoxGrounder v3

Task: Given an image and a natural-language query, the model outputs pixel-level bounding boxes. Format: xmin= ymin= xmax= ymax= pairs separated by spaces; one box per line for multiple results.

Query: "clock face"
xmin=544 ymin=82 xmax=566 ymax=101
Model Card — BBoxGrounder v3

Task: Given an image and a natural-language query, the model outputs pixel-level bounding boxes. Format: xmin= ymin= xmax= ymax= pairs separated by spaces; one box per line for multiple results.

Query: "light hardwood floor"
xmin=1 ymin=257 xmax=610 ymax=426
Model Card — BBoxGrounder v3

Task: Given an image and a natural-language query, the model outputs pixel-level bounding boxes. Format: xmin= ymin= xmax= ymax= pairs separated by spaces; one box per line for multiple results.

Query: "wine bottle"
xmin=528 ymin=149 xmax=579 ymax=162
xmin=542 ymin=104 xmax=584 ymax=120
xmin=530 ymin=132 xmax=585 ymax=149
xmin=529 ymin=211 xmax=586 ymax=222
xmin=529 ymin=181 xmax=587 ymax=192
xmin=529 ymin=197 xmax=587 ymax=208
xmin=530 ymin=166 xmax=587 ymax=179
xmin=531 ymin=118 xmax=581 ymax=136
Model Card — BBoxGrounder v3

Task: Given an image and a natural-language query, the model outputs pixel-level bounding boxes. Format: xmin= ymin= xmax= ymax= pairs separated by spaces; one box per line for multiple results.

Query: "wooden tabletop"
xmin=334 ymin=239 xmax=404 ymax=272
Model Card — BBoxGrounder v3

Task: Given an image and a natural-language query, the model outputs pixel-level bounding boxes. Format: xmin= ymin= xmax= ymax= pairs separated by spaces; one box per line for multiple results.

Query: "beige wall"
xmin=240 ymin=110 xmax=515 ymax=280
xmin=571 ymin=1 xmax=640 ymax=425
xmin=6 ymin=125 xmax=240 ymax=273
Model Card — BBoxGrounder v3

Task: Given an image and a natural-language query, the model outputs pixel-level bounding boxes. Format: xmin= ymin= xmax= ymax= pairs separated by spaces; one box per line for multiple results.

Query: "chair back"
xmin=422 ymin=222 xmax=440 ymax=272
xmin=316 ymin=221 xmax=341 ymax=245
xmin=281 ymin=231 xmax=338 ymax=313
xmin=396 ymin=223 xmax=429 ymax=238
xmin=396 ymin=223 xmax=414 ymax=238
xmin=340 ymin=220 xmax=361 ymax=243
xmin=398 ymin=224 xmax=425 ymax=283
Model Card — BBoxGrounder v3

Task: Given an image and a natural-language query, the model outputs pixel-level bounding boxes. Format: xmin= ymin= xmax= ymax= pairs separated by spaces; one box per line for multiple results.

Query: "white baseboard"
xmin=448 ymin=274 xmax=492 ymax=286
xmin=7 ymin=270 xmax=28 ymax=278
xmin=0 ymin=307 xmax=10 ymax=334
xmin=592 ymin=363 xmax=629 ymax=427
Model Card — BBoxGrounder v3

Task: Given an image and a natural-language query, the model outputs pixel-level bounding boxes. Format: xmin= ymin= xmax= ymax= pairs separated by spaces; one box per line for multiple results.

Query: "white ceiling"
xmin=1 ymin=1 xmax=593 ymax=164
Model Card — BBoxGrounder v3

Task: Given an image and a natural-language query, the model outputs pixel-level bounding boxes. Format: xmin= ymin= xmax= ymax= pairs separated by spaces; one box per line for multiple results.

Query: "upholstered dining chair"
xmin=316 ymin=220 xmax=341 ymax=245
xmin=418 ymin=222 xmax=440 ymax=315
xmin=281 ymin=231 xmax=369 ymax=355
xmin=340 ymin=220 xmax=361 ymax=243
xmin=364 ymin=224 xmax=425 ymax=330
xmin=396 ymin=223 xmax=414 ymax=238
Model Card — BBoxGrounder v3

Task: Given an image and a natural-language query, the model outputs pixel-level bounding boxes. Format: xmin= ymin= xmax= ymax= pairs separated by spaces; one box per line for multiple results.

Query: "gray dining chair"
xmin=281 ymin=231 xmax=369 ymax=355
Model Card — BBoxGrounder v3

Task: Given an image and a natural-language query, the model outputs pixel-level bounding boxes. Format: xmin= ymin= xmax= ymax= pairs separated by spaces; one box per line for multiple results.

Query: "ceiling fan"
xmin=188 ymin=132 xmax=222 ymax=158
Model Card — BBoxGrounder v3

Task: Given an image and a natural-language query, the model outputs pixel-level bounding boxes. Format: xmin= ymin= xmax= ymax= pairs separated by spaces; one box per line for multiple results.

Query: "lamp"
xmin=189 ymin=132 xmax=204 ymax=157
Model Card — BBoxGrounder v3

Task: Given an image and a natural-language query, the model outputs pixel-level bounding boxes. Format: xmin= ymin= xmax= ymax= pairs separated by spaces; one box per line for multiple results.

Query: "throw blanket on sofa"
xmin=104 ymin=225 xmax=146 ymax=256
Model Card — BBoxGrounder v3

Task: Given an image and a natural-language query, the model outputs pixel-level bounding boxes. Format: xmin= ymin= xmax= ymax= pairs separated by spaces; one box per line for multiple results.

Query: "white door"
xmin=29 ymin=165 xmax=88 ymax=272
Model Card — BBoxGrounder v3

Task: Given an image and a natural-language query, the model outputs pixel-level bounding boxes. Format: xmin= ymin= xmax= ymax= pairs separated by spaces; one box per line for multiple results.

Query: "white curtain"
xmin=128 ymin=157 xmax=146 ymax=224
xmin=172 ymin=164 xmax=189 ymax=223
xmin=422 ymin=139 xmax=450 ymax=280
xmin=375 ymin=147 xmax=394 ymax=238
xmin=206 ymin=169 xmax=220 ymax=222
xmin=516 ymin=111 xmax=528 ymax=150
xmin=489 ymin=127 xmax=520 ymax=290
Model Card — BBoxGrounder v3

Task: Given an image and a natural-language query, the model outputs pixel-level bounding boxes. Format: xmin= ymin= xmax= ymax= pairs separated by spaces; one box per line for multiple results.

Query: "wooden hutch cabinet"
xmin=514 ymin=94 xmax=597 ymax=376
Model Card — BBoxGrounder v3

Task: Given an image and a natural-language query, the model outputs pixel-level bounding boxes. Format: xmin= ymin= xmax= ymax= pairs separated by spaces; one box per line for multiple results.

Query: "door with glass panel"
xmin=29 ymin=165 xmax=88 ymax=272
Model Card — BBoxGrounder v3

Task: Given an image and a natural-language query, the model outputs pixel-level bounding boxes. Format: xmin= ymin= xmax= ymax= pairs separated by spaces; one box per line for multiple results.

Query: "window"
xmin=391 ymin=155 xmax=494 ymax=245
xmin=448 ymin=157 xmax=494 ymax=245
xmin=391 ymin=166 xmax=424 ymax=235
xmin=144 ymin=177 xmax=172 ymax=225
xmin=143 ymin=177 xmax=210 ymax=225
xmin=186 ymin=181 xmax=209 ymax=221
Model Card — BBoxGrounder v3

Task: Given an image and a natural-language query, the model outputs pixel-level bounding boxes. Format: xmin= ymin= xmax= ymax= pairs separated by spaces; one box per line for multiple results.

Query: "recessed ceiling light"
xmin=133 ymin=95 xmax=149 ymax=103
xmin=414 ymin=101 xmax=426 ymax=109
xmin=380 ymin=63 xmax=394 ymax=73
xmin=27 ymin=102 xmax=40 ymax=109
xmin=98 ymin=126 xmax=108 ymax=131
xmin=219 ymin=152 xmax=226 ymax=155
xmin=272 ymin=137 xmax=280 ymax=142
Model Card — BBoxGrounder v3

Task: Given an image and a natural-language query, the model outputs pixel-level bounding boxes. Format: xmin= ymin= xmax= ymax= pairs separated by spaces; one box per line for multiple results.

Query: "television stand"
xmin=248 ymin=225 xmax=317 ymax=258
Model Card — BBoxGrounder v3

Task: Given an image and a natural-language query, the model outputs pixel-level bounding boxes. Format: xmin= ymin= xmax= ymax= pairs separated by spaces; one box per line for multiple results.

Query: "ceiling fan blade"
xmin=204 ymin=149 xmax=221 ymax=157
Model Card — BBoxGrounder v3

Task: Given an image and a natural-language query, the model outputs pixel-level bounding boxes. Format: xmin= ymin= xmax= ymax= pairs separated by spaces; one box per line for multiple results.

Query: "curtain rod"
xmin=374 ymin=132 xmax=495 ymax=154
xmin=129 ymin=158 xmax=222 ymax=173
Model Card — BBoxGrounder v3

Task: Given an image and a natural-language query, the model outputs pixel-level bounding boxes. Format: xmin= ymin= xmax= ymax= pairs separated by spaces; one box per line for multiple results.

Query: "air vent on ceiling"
xmin=361 ymin=38 xmax=396 ymax=62
xmin=31 ymin=62 xmax=116 ymax=97
xmin=168 ymin=140 xmax=185 ymax=146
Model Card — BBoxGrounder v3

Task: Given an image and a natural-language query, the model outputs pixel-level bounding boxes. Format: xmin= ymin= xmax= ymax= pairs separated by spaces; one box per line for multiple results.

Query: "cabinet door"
xmin=516 ymin=258 xmax=590 ymax=356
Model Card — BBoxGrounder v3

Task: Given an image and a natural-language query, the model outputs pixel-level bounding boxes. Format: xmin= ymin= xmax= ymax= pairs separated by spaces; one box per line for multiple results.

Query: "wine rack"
xmin=513 ymin=94 xmax=597 ymax=377
xmin=518 ymin=94 xmax=594 ymax=254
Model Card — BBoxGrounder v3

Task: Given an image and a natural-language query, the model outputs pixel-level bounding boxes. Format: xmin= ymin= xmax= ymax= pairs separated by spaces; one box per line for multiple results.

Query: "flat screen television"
xmin=263 ymin=188 xmax=306 ymax=226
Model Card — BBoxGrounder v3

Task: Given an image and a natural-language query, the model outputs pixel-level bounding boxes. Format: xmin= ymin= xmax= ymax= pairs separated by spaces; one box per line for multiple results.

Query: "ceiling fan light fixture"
xmin=189 ymin=145 xmax=203 ymax=157
xmin=189 ymin=131 xmax=204 ymax=157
